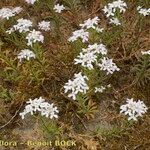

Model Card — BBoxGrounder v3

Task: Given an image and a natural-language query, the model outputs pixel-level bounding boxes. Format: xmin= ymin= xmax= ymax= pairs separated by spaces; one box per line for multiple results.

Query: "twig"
xmin=75 ymin=113 xmax=88 ymax=130
xmin=0 ymin=102 xmax=23 ymax=130
xmin=88 ymin=8 xmax=101 ymax=17
xmin=114 ymin=79 xmax=137 ymax=93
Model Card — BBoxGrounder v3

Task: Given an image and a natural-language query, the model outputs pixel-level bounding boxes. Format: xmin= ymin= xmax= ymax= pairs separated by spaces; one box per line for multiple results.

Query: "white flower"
xmin=38 ymin=21 xmax=51 ymax=31
xmin=68 ymin=29 xmax=89 ymax=43
xmin=74 ymin=43 xmax=108 ymax=69
xmin=6 ymin=18 xmax=32 ymax=34
xmin=41 ymin=103 xmax=59 ymax=119
xmin=74 ymin=51 xmax=97 ymax=69
xmin=64 ymin=72 xmax=89 ymax=100
xmin=103 ymin=0 xmax=127 ymax=25
xmin=19 ymin=97 xmax=59 ymax=119
xmin=120 ymin=98 xmax=148 ymax=121
xmin=103 ymin=0 xmax=127 ymax=17
xmin=13 ymin=18 xmax=33 ymax=33
xmin=12 ymin=7 xmax=22 ymax=13
xmin=95 ymin=27 xmax=104 ymax=33
xmin=53 ymin=4 xmax=65 ymax=13
xmin=83 ymin=43 xmax=108 ymax=55
xmin=137 ymin=6 xmax=142 ymax=11
xmin=26 ymin=97 xmax=44 ymax=112
xmin=95 ymin=86 xmax=106 ymax=93
xmin=17 ymin=49 xmax=35 ymax=61
xmin=19 ymin=112 xmax=26 ymax=119
xmin=95 ymin=84 xmax=111 ymax=93
xmin=79 ymin=16 xmax=100 ymax=29
xmin=137 ymin=6 xmax=150 ymax=16
xmin=107 ymin=84 xmax=111 ymax=88
xmin=103 ymin=6 xmax=114 ymax=17
xmin=98 ymin=57 xmax=120 ymax=75
xmin=25 ymin=0 xmax=37 ymax=5
xmin=79 ymin=17 xmax=104 ymax=33
xmin=26 ymin=29 xmax=44 ymax=46
xmin=0 ymin=7 xmax=22 ymax=20
xmin=109 ymin=17 xmax=121 ymax=25
xmin=109 ymin=0 xmax=127 ymax=13
xmin=141 ymin=50 xmax=150 ymax=55
xmin=6 ymin=27 xmax=15 ymax=34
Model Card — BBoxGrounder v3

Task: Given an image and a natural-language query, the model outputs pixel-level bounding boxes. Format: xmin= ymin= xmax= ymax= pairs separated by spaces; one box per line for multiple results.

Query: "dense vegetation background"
xmin=0 ymin=0 xmax=149 ymax=149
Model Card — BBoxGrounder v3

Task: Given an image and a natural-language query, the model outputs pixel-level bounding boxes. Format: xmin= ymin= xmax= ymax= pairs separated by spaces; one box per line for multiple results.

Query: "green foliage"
xmin=77 ymin=94 xmax=98 ymax=119
xmin=132 ymin=55 xmax=150 ymax=87
xmin=0 ymin=49 xmax=21 ymax=82
xmin=0 ymin=87 xmax=13 ymax=102
xmin=101 ymin=27 xmax=123 ymax=45
xmin=41 ymin=118 xmax=60 ymax=139
xmin=62 ymin=0 xmax=81 ymax=10
xmin=94 ymin=126 xmax=123 ymax=137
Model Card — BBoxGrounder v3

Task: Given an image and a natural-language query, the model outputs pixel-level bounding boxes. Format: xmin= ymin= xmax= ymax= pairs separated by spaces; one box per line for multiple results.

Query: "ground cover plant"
xmin=0 ymin=0 xmax=150 ymax=150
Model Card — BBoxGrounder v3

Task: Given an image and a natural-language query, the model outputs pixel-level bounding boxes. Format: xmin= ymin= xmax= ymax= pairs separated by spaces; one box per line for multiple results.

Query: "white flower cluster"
xmin=7 ymin=19 xmax=51 ymax=34
xmin=0 ymin=7 xmax=22 ymax=20
xmin=17 ymin=49 xmax=35 ymax=62
xmin=74 ymin=43 xmax=107 ymax=69
xmin=98 ymin=57 xmax=120 ymax=75
xmin=53 ymin=4 xmax=65 ymax=13
xmin=74 ymin=51 xmax=97 ymax=69
xmin=64 ymin=42 xmax=118 ymax=99
xmin=68 ymin=16 xmax=103 ymax=43
xmin=6 ymin=18 xmax=52 ymax=47
xmin=5 ymin=19 xmax=50 ymax=62
xmin=38 ymin=21 xmax=51 ymax=31
xmin=13 ymin=18 xmax=32 ymax=33
xmin=79 ymin=16 xmax=104 ymax=33
xmin=109 ymin=17 xmax=121 ymax=26
xmin=19 ymin=97 xmax=59 ymax=119
xmin=26 ymin=29 xmax=44 ymax=46
xmin=73 ymin=42 xmax=119 ymax=74
xmin=120 ymin=98 xmax=148 ymax=121
xmin=25 ymin=0 xmax=37 ymax=5
xmin=65 ymin=13 xmax=120 ymax=100
xmin=95 ymin=84 xmax=111 ymax=93
xmin=141 ymin=50 xmax=150 ymax=55
xmin=83 ymin=43 xmax=108 ymax=55
xmin=68 ymin=29 xmax=89 ymax=43
xmin=5 ymin=19 xmax=52 ymax=62
xmin=103 ymin=0 xmax=127 ymax=25
xmin=137 ymin=6 xmax=150 ymax=16
xmin=6 ymin=18 xmax=33 ymax=34
xmin=64 ymin=72 xmax=89 ymax=100
xmin=103 ymin=0 xmax=127 ymax=17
